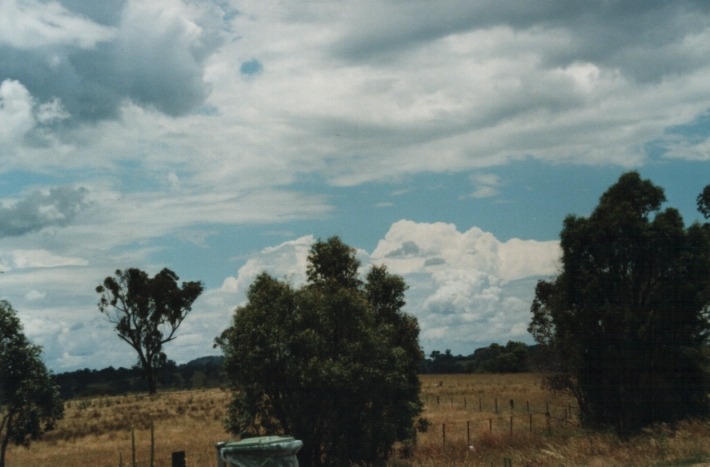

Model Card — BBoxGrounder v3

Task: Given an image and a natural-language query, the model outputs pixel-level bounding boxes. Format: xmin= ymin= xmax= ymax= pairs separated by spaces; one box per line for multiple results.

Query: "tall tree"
xmin=529 ymin=172 xmax=710 ymax=435
xmin=217 ymin=236 xmax=425 ymax=466
xmin=96 ymin=268 xmax=203 ymax=394
xmin=1 ymin=301 xmax=64 ymax=467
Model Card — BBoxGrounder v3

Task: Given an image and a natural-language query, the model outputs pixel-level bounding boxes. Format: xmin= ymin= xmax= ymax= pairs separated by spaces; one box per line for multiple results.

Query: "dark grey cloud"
xmin=0 ymin=1 xmax=221 ymax=123
xmin=334 ymin=0 xmax=710 ymax=83
xmin=0 ymin=186 xmax=89 ymax=237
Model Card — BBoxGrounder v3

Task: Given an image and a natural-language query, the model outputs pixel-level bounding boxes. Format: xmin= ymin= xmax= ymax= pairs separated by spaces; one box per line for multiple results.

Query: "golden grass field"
xmin=6 ymin=373 xmax=710 ymax=466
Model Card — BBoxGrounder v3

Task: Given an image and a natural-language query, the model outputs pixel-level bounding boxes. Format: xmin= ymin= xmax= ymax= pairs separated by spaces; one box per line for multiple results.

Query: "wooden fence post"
xmin=442 ymin=423 xmax=446 ymax=445
xmin=171 ymin=451 xmax=186 ymax=467
xmin=509 ymin=416 xmax=513 ymax=437
xmin=150 ymin=420 xmax=155 ymax=467
xmin=131 ymin=427 xmax=136 ymax=467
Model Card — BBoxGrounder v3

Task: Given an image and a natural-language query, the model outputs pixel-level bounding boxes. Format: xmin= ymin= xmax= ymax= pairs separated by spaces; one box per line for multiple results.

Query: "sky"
xmin=1 ymin=0 xmax=709 ymax=373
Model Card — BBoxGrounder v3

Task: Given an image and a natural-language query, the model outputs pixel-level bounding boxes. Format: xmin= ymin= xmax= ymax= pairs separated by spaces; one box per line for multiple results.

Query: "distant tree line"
xmin=421 ymin=341 xmax=535 ymax=374
xmin=53 ymin=342 xmax=538 ymax=398
xmin=54 ymin=356 xmax=224 ymax=399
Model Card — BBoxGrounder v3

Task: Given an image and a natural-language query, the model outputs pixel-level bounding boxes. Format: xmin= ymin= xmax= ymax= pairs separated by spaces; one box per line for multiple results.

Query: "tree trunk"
xmin=1 ymin=430 xmax=11 ymax=467
xmin=141 ymin=357 xmax=158 ymax=395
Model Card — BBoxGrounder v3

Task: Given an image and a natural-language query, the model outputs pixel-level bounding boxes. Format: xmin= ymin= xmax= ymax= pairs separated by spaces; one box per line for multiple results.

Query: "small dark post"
xmin=509 ymin=399 xmax=514 ymax=413
xmin=464 ymin=396 xmax=467 ymax=409
xmin=171 ymin=451 xmax=186 ymax=467
xmin=489 ymin=418 xmax=493 ymax=434
xmin=526 ymin=401 xmax=530 ymax=413
xmin=442 ymin=423 xmax=446 ymax=445
xmin=131 ymin=427 xmax=136 ymax=467
xmin=479 ymin=396 xmax=482 ymax=412
xmin=436 ymin=395 xmax=440 ymax=405
xmin=150 ymin=420 xmax=155 ymax=467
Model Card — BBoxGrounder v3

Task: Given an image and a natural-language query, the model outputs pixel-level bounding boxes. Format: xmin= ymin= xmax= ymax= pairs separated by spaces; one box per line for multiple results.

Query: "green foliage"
xmin=0 ymin=300 xmax=64 ymax=467
xmin=422 ymin=342 xmax=531 ymax=374
xmin=217 ymin=236 xmax=425 ymax=466
xmin=529 ymin=172 xmax=710 ymax=435
xmin=96 ymin=268 xmax=203 ymax=394
xmin=469 ymin=341 xmax=530 ymax=373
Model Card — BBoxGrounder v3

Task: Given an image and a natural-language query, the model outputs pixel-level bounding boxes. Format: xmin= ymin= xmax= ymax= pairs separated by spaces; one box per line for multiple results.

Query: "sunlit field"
xmin=7 ymin=374 xmax=710 ymax=466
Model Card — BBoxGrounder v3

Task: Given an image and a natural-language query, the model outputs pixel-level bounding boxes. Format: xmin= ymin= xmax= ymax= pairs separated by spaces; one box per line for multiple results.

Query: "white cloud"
xmin=200 ymin=220 xmax=561 ymax=362
xmin=0 ymin=80 xmax=35 ymax=143
xmin=0 ymin=0 xmax=114 ymax=49
xmin=370 ymin=220 xmax=560 ymax=353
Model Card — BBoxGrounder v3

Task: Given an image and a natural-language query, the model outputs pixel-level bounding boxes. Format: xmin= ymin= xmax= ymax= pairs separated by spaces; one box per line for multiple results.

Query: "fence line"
xmin=423 ymin=394 xmax=575 ymax=418
xmin=425 ymin=410 xmax=581 ymax=446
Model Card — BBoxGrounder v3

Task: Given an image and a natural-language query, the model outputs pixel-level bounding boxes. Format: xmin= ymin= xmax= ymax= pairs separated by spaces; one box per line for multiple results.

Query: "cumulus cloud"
xmin=0 ymin=186 xmax=89 ymax=237
xmin=201 ymin=221 xmax=561 ymax=359
xmin=370 ymin=220 xmax=560 ymax=353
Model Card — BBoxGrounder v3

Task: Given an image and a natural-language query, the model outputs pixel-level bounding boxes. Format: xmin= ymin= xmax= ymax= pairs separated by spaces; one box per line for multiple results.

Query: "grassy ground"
xmin=6 ymin=374 xmax=710 ymax=466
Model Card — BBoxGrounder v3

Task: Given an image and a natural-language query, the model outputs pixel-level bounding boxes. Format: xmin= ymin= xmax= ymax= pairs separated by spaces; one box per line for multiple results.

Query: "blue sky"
xmin=1 ymin=0 xmax=709 ymax=372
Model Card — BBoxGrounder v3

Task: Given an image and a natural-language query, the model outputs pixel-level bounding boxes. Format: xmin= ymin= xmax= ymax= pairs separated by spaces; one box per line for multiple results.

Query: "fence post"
xmin=464 ymin=396 xmax=467 ymax=409
xmin=442 ymin=423 xmax=446 ymax=445
xmin=131 ymin=427 xmax=136 ymax=467
xmin=150 ymin=420 xmax=155 ymax=467
xmin=489 ymin=418 xmax=492 ymax=434
xmin=509 ymin=399 xmax=514 ymax=413
xmin=171 ymin=451 xmax=186 ymax=467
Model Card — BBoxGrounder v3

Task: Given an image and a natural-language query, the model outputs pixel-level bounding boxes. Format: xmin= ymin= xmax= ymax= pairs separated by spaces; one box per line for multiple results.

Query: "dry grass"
xmin=5 ymin=388 xmax=233 ymax=466
xmin=6 ymin=374 xmax=710 ymax=466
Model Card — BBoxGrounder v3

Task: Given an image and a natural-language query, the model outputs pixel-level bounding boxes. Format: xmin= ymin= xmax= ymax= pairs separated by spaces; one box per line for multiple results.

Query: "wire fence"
xmin=420 ymin=395 xmax=579 ymax=445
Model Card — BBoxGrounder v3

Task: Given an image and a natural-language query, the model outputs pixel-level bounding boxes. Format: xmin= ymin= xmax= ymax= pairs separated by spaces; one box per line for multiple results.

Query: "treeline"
xmin=421 ymin=341 xmax=537 ymax=374
xmin=54 ymin=342 xmax=536 ymax=398
xmin=55 ymin=356 xmax=224 ymax=399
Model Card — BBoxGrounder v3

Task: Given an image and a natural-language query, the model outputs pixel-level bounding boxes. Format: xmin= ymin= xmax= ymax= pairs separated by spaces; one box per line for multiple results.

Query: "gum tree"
xmin=1 ymin=301 xmax=64 ymax=467
xmin=529 ymin=173 xmax=710 ymax=435
xmin=217 ymin=237 xmax=425 ymax=466
xmin=96 ymin=268 xmax=203 ymax=394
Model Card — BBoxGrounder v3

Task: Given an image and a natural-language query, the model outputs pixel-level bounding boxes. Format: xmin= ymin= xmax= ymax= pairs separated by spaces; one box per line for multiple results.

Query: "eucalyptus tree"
xmin=529 ymin=172 xmax=710 ymax=435
xmin=218 ymin=236 xmax=425 ymax=466
xmin=1 ymin=301 xmax=64 ymax=467
xmin=96 ymin=268 xmax=203 ymax=394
